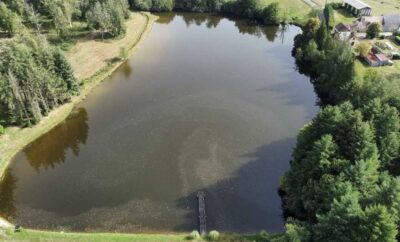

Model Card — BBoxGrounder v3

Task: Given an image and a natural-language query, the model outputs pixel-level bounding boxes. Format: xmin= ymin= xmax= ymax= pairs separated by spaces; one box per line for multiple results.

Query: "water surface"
xmin=0 ymin=13 xmax=317 ymax=233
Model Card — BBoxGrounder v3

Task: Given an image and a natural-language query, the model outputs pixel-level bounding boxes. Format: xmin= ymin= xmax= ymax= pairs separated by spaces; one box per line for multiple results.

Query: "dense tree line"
xmin=281 ymin=5 xmax=400 ymax=241
xmin=0 ymin=0 xmax=130 ymax=39
xmin=0 ymin=36 xmax=79 ymax=126
xmin=130 ymin=0 xmax=282 ymax=25
xmin=0 ymin=0 xmax=131 ymax=129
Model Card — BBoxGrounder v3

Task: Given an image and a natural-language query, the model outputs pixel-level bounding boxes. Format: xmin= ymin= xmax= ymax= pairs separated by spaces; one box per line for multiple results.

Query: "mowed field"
xmin=329 ymin=0 xmax=400 ymax=15
xmin=354 ymin=0 xmax=400 ymax=15
xmin=259 ymin=0 xmax=313 ymax=21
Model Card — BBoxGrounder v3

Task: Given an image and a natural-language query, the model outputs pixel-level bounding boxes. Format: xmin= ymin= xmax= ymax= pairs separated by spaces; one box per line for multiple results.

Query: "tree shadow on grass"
xmin=174 ymin=138 xmax=296 ymax=233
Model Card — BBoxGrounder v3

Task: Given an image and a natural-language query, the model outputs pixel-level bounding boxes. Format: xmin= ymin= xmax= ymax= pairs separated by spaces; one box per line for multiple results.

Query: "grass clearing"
xmin=66 ymin=13 xmax=151 ymax=80
xmin=1 ymin=229 xmax=187 ymax=242
xmin=0 ymin=229 xmax=285 ymax=242
xmin=259 ymin=0 xmax=313 ymax=23
xmin=328 ymin=0 xmax=400 ymax=17
xmin=333 ymin=8 xmax=356 ymax=25
xmin=361 ymin=0 xmax=400 ymax=16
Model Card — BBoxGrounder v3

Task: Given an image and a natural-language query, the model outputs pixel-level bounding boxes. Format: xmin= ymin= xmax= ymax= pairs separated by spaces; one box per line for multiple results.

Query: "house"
xmin=335 ymin=23 xmax=352 ymax=32
xmin=334 ymin=23 xmax=353 ymax=41
xmin=363 ymin=49 xmax=391 ymax=66
xmin=353 ymin=16 xmax=383 ymax=32
xmin=382 ymin=14 xmax=400 ymax=32
xmin=375 ymin=53 xmax=390 ymax=65
xmin=343 ymin=0 xmax=372 ymax=16
xmin=364 ymin=53 xmax=379 ymax=66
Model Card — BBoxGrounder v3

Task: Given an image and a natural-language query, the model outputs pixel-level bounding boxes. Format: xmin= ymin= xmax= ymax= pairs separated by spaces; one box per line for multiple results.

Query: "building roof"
xmin=335 ymin=23 xmax=352 ymax=32
xmin=361 ymin=16 xmax=383 ymax=24
xmin=375 ymin=53 xmax=389 ymax=62
xmin=343 ymin=0 xmax=372 ymax=10
xmin=383 ymin=14 xmax=400 ymax=32
xmin=364 ymin=53 xmax=378 ymax=64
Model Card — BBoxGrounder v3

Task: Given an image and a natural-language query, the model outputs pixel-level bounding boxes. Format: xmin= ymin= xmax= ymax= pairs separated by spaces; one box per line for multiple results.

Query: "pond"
xmin=0 ymin=13 xmax=317 ymax=233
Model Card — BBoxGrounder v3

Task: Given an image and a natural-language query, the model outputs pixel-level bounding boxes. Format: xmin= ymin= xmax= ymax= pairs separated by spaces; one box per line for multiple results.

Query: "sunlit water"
xmin=0 ymin=13 xmax=317 ymax=233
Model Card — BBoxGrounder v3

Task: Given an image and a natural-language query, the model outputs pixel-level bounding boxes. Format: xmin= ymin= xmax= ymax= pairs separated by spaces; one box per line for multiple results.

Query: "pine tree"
xmin=53 ymin=48 xmax=79 ymax=95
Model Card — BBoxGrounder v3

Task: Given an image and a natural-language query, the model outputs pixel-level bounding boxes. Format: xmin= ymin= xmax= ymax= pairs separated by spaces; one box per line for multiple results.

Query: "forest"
xmin=0 ymin=0 xmax=131 ymax=128
xmin=279 ymin=5 xmax=400 ymax=241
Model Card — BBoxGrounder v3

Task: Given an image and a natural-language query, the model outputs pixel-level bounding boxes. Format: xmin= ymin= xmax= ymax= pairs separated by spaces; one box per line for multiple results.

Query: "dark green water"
xmin=0 ymin=13 xmax=317 ymax=233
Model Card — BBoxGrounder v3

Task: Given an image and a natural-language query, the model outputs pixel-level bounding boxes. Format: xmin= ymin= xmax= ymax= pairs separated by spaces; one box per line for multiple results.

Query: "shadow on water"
xmin=24 ymin=107 xmax=89 ymax=172
xmin=156 ymin=12 xmax=176 ymax=25
xmin=0 ymin=168 xmax=17 ymax=220
xmin=174 ymin=138 xmax=296 ymax=233
xmin=257 ymin=81 xmax=317 ymax=120
xmin=120 ymin=61 xmax=133 ymax=79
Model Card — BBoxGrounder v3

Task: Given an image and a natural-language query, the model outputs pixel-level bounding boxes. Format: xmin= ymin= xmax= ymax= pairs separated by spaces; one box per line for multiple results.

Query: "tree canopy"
xmin=284 ymin=5 xmax=400 ymax=241
xmin=0 ymin=36 xmax=79 ymax=126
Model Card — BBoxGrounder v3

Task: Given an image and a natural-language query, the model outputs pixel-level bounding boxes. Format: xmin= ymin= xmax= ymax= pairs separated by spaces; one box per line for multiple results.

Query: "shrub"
xmin=395 ymin=36 xmax=400 ymax=45
xmin=186 ymin=230 xmax=201 ymax=240
xmin=355 ymin=42 xmax=372 ymax=57
xmin=366 ymin=22 xmax=382 ymax=39
xmin=259 ymin=230 xmax=270 ymax=239
xmin=0 ymin=124 xmax=4 ymax=135
xmin=119 ymin=47 xmax=128 ymax=60
xmin=208 ymin=230 xmax=220 ymax=241
xmin=261 ymin=2 xmax=280 ymax=25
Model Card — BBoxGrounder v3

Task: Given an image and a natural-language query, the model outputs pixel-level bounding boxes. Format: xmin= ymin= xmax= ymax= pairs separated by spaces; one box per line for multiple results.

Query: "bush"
xmin=0 ymin=124 xmax=4 ymax=135
xmin=395 ymin=36 xmax=400 ymax=45
xmin=186 ymin=230 xmax=201 ymax=240
xmin=208 ymin=230 xmax=220 ymax=241
xmin=261 ymin=2 xmax=280 ymax=25
xmin=259 ymin=230 xmax=270 ymax=239
xmin=366 ymin=22 xmax=382 ymax=39
xmin=0 ymin=2 xmax=23 ymax=37
xmin=119 ymin=47 xmax=128 ymax=60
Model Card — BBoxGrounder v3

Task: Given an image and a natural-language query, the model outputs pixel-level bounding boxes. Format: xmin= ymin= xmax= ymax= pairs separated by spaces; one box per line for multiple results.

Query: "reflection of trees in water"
xmin=121 ymin=62 xmax=133 ymax=78
xmin=25 ymin=108 xmax=89 ymax=172
xmin=0 ymin=168 xmax=17 ymax=220
xmin=234 ymin=20 xmax=288 ymax=43
xmin=159 ymin=12 xmax=290 ymax=42
xmin=156 ymin=12 xmax=176 ymax=25
xmin=177 ymin=12 xmax=223 ymax=28
xmin=278 ymin=24 xmax=289 ymax=43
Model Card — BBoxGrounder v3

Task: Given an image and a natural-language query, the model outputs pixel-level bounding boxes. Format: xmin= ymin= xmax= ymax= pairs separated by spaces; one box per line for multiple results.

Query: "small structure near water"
xmin=197 ymin=191 xmax=207 ymax=236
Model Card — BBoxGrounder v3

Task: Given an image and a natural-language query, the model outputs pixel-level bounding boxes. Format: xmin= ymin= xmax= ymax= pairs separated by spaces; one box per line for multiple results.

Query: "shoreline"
xmin=0 ymin=12 xmax=158 ymax=227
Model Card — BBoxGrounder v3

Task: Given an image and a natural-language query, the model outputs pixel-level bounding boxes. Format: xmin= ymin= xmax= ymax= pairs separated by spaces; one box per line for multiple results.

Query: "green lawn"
xmin=355 ymin=57 xmax=400 ymax=79
xmin=259 ymin=0 xmax=314 ymax=23
xmin=333 ymin=8 xmax=356 ymax=25
xmin=1 ymin=229 xmax=188 ymax=242
xmin=360 ymin=0 xmax=400 ymax=16
xmin=328 ymin=0 xmax=400 ymax=16
xmin=0 ymin=229 xmax=284 ymax=242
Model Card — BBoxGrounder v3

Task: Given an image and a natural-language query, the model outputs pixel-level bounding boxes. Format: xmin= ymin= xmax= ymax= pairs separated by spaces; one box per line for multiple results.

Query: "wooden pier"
xmin=197 ymin=191 xmax=206 ymax=236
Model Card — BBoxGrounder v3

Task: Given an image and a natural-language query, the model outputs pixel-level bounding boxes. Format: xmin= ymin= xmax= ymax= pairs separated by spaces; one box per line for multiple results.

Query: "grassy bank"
xmin=1 ymin=228 xmax=285 ymax=241
xmin=0 ymin=12 xmax=157 ymax=190
xmin=1 ymin=229 xmax=187 ymax=242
